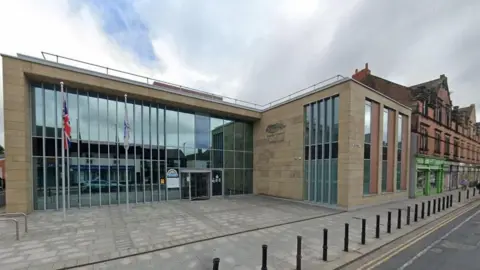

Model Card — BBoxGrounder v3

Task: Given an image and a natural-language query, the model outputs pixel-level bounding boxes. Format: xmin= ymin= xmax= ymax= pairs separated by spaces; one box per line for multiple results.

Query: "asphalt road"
xmin=374 ymin=203 xmax=480 ymax=270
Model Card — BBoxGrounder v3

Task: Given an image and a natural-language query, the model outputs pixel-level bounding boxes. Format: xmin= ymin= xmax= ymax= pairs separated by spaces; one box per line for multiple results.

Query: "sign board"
xmin=166 ymin=169 xmax=179 ymax=188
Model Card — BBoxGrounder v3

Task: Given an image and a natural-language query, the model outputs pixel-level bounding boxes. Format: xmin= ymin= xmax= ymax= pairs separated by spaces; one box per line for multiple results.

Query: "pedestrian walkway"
xmin=1 ymin=189 xmax=478 ymax=270
xmin=0 ymin=195 xmax=337 ymax=270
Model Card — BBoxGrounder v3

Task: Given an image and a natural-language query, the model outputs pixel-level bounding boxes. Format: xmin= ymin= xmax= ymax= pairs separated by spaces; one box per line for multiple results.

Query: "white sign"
xmin=166 ymin=169 xmax=179 ymax=188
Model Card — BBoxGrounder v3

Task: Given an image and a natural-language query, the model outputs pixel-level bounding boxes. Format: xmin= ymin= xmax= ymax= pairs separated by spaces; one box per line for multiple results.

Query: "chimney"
xmin=352 ymin=62 xmax=371 ymax=82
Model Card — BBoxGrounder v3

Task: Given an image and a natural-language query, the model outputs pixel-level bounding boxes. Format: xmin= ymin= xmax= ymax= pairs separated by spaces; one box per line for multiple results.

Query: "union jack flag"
xmin=63 ymin=94 xmax=71 ymax=149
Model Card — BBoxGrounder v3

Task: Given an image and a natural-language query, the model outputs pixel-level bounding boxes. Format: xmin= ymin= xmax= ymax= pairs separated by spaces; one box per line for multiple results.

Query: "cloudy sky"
xmin=1 ymin=0 xmax=479 ymax=146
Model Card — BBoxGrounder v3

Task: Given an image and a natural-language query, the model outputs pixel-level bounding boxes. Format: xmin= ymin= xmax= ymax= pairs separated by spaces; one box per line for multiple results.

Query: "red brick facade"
xmin=353 ymin=63 xmax=480 ymax=188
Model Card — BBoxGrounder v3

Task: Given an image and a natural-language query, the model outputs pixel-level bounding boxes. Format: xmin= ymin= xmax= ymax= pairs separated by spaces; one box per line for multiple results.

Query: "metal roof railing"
xmin=40 ymin=52 xmax=345 ymax=111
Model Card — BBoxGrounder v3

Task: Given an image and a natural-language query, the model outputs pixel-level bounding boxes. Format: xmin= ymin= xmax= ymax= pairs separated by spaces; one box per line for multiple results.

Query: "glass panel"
xmin=303 ymin=160 xmax=308 ymax=200
xmin=179 ymin=112 xmax=195 ymax=148
xmin=224 ymin=150 xmax=234 ymax=168
xmin=323 ymin=159 xmax=329 ymax=204
xmin=159 ymin=161 xmax=166 ymax=201
xmin=316 ymin=159 xmax=322 ymax=202
xmin=44 ymin=84 xmax=56 ymax=137
xmin=364 ymin=159 xmax=370 ymax=195
xmin=245 ymin=123 xmax=253 ymax=151
xmin=330 ymin=159 xmax=338 ymax=204
xmin=365 ymin=101 xmax=371 ymax=143
xmin=33 ymin=157 xmax=44 ymax=210
xmin=195 ymin=114 xmax=210 ymax=149
xmin=234 ymin=169 xmax=244 ymax=195
xmin=167 ymin=168 xmax=180 ymax=200
xmin=319 ymin=101 xmax=324 ymax=144
xmin=181 ymin=147 xmax=195 ymax=168
xmin=212 ymin=150 xmax=224 ymax=168
xmin=210 ymin=117 xmax=224 ymax=150
xmin=235 ymin=151 xmax=244 ymax=168
xmin=98 ymin=95 xmax=108 ymax=143
xmin=158 ymin=106 xmax=165 ymax=146
xmin=143 ymin=104 xmax=151 ymax=202
xmin=195 ymin=148 xmax=210 ymax=168
xmin=244 ymin=169 xmax=253 ymax=194
xmin=325 ymin=99 xmax=331 ymax=143
xmin=33 ymin=83 xmax=44 ymax=136
xmin=224 ymin=120 xmax=234 ymax=150
xmin=309 ymin=160 xmax=315 ymax=201
xmin=151 ymin=106 xmax=158 ymax=201
xmin=56 ymin=85 xmax=63 ymax=138
xmin=167 ymin=147 xmax=180 ymax=168
xmin=311 ymin=103 xmax=317 ymax=144
xmin=304 ymin=105 xmax=310 ymax=145
xmin=332 ymin=97 xmax=339 ymax=142
xmin=234 ymin=122 xmax=245 ymax=151
xmin=166 ymin=109 xmax=178 ymax=147
xmin=224 ymin=169 xmax=235 ymax=196
xmin=245 ymin=152 xmax=253 ymax=169
xmin=212 ymin=169 xmax=223 ymax=196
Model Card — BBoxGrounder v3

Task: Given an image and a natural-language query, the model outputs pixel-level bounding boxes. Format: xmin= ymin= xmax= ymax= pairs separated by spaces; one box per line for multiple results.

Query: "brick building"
xmin=353 ymin=63 xmax=480 ymax=198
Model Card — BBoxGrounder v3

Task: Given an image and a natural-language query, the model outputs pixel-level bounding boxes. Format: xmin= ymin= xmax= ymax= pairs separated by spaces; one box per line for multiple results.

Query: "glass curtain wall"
xmin=382 ymin=108 xmax=389 ymax=192
xmin=303 ymin=95 xmax=339 ymax=205
xmin=364 ymin=100 xmax=372 ymax=195
xmin=31 ymin=81 xmax=254 ymax=210
xmin=396 ymin=114 xmax=403 ymax=190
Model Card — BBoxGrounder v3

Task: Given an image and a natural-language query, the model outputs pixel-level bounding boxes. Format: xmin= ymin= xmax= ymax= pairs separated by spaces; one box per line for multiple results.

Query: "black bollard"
xmin=421 ymin=202 xmax=425 ymax=219
xmin=375 ymin=215 xmax=380 ymax=238
xmin=296 ymin=236 xmax=302 ymax=270
xmin=397 ymin=209 xmax=402 ymax=229
xmin=261 ymin=245 xmax=268 ymax=270
xmin=467 ymin=189 xmax=470 ymax=199
xmin=459 ymin=191 xmax=461 ymax=203
xmin=438 ymin=198 xmax=441 ymax=212
xmin=361 ymin=219 xmax=366 ymax=245
xmin=387 ymin=211 xmax=392 ymax=233
xmin=407 ymin=206 xmax=411 ymax=225
xmin=427 ymin=200 xmax=431 ymax=216
xmin=442 ymin=196 xmax=445 ymax=210
xmin=433 ymin=199 xmax=436 ymax=214
xmin=344 ymin=223 xmax=349 ymax=252
xmin=322 ymin=229 xmax=328 ymax=262
xmin=414 ymin=204 xmax=418 ymax=222
xmin=450 ymin=194 xmax=454 ymax=207
xmin=474 ymin=188 xmax=476 ymax=196
xmin=213 ymin=258 xmax=220 ymax=270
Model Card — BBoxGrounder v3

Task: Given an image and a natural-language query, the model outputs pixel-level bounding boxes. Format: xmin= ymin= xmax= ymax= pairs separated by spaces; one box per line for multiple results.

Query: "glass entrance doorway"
xmin=180 ymin=171 xmax=210 ymax=200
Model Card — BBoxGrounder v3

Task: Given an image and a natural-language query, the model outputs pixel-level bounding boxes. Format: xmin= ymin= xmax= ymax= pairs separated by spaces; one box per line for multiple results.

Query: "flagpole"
xmin=124 ymin=94 xmax=129 ymax=210
xmin=61 ymin=82 xmax=66 ymax=220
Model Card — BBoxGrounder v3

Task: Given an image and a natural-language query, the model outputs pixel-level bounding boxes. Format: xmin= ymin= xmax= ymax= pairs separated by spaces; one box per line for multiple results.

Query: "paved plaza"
xmin=0 ymin=190 xmax=478 ymax=270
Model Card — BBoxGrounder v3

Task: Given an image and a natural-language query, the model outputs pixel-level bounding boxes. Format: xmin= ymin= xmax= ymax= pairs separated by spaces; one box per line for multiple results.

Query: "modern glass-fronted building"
xmin=30 ymin=82 xmax=254 ymax=210
xmin=2 ymin=52 xmax=413 ymax=213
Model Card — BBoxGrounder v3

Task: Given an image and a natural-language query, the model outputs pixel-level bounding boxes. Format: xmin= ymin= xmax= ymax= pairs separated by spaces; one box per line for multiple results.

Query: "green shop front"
xmin=415 ymin=156 xmax=447 ymax=197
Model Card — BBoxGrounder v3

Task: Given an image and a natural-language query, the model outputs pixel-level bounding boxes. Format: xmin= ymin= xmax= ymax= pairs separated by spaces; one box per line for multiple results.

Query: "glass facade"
xmin=364 ymin=100 xmax=372 ymax=195
xmin=30 ymin=82 xmax=254 ymax=210
xmin=382 ymin=108 xmax=389 ymax=192
xmin=397 ymin=114 xmax=403 ymax=190
xmin=303 ymin=96 xmax=339 ymax=205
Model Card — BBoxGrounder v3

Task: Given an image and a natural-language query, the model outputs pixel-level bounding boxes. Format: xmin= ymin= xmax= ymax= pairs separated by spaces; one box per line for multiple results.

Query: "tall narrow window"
xmin=382 ymin=108 xmax=388 ymax=192
xmin=434 ymin=131 xmax=441 ymax=154
xmin=364 ymin=100 xmax=372 ymax=195
xmin=396 ymin=114 xmax=402 ymax=190
xmin=445 ymin=135 xmax=450 ymax=156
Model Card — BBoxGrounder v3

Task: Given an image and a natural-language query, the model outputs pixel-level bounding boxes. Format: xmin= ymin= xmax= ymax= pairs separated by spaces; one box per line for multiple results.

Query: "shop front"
xmin=415 ymin=156 xmax=446 ymax=197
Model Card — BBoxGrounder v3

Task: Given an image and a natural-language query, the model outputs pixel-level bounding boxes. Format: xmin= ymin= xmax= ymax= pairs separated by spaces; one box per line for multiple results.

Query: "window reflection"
xmin=31 ymin=81 xmax=255 ymax=210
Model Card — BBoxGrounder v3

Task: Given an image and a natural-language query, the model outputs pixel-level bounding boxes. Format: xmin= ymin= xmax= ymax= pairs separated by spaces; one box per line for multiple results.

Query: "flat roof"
xmin=1 ymin=52 xmax=411 ymax=112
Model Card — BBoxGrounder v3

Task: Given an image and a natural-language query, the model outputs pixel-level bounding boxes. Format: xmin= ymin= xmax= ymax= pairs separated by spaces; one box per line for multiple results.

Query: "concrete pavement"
xmin=0 ymin=189 xmax=478 ymax=269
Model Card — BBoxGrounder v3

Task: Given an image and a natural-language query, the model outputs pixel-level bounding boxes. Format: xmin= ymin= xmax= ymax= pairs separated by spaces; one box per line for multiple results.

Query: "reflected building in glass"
xmin=3 ymin=53 xmax=413 ymax=213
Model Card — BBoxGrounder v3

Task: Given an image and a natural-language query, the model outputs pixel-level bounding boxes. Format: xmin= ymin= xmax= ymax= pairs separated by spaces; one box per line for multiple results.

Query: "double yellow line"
xmin=358 ymin=200 xmax=480 ymax=270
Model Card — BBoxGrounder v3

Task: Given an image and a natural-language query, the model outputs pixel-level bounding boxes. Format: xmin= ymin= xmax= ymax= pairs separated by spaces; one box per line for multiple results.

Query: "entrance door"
xmin=190 ymin=173 xmax=210 ymax=200
xmin=180 ymin=172 xmax=190 ymax=200
xmin=211 ymin=170 xmax=223 ymax=196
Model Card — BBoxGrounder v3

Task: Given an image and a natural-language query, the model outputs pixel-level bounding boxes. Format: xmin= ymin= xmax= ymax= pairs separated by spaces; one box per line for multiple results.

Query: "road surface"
xmin=373 ymin=202 xmax=480 ymax=270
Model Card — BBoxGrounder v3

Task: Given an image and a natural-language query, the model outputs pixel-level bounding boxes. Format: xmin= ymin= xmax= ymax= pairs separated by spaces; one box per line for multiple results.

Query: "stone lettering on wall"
xmin=265 ymin=122 xmax=286 ymax=143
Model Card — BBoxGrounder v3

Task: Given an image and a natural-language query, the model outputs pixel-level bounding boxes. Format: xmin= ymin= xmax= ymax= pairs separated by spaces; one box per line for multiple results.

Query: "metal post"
xmin=421 ymin=202 xmax=425 ymax=219
xmin=361 ymin=219 xmax=366 ymax=245
xmin=450 ymin=194 xmax=454 ymax=207
xmin=433 ymin=199 xmax=436 ymax=214
xmin=414 ymin=204 xmax=418 ymax=222
xmin=427 ymin=200 xmax=431 ymax=216
xmin=344 ymin=224 xmax=349 ymax=252
xmin=459 ymin=191 xmax=461 ymax=203
xmin=438 ymin=198 xmax=441 ymax=212
xmin=407 ymin=206 xmax=411 ymax=225
xmin=442 ymin=196 xmax=445 ymax=210
xmin=387 ymin=212 xmax=391 ymax=233
xmin=467 ymin=189 xmax=470 ymax=199
xmin=296 ymin=236 xmax=302 ymax=270
xmin=397 ymin=209 xmax=402 ymax=229
xmin=323 ymin=229 xmax=328 ymax=261
xmin=261 ymin=245 xmax=268 ymax=270
xmin=375 ymin=215 xmax=380 ymax=239
xmin=213 ymin=258 xmax=220 ymax=270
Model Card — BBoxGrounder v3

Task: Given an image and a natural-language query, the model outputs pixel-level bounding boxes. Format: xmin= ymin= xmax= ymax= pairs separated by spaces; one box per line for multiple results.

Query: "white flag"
xmin=123 ymin=96 xmax=130 ymax=150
